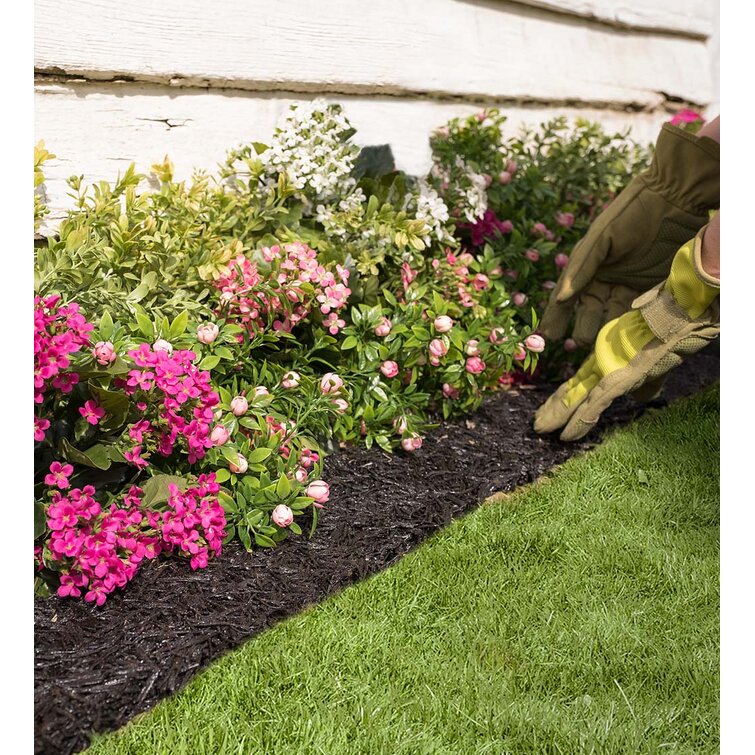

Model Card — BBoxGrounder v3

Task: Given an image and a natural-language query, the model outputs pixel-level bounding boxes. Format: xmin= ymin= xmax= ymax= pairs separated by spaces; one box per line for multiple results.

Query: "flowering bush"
xmin=426 ymin=109 xmax=651 ymax=368
xmin=35 ymin=99 xmax=652 ymax=602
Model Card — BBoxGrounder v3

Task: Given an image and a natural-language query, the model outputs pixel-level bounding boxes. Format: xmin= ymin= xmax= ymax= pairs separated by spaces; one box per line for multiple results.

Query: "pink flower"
xmin=434 ymin=315 xmax=454 ymax=333
xmin=320 ymin=373 xmax=344 ymax=395
xmin=525 ymin=334 xmax=546 ymax=353
xmin=506 ymin=159 xmax=518 ymax=175
xmin=35 ymin=416 xmax=51 ymax=442
xmin=472 ymin=273 xmax=489 ymax=291
xmin=332 ymin=398 xmax=349 ymax=414
xmin=505 ymin=269 xmax=518 ymax=281
xmin=253 ymin=386 xmax=270 ymax=399
xmin=153 ymin=338 xmax=173 ymax=355
xmin=124 ymin=445 xmax=149 ymax=470
xmin=401 ymin=434 xmax=423 ymax=452
xmin=281 ymin=371 xmax=300 ymax=389
xmin=324 ymin=312 xmax=345 ymax=335
xmin=670 ymin=108 xmax=703 ymax=126
xmin=92 ymin=341 xmax=116 ymax=366
xmin=79 ymin=399 xmax=105 ymax=426
xmin=294 ymin=467 xmax=308 ymax=484
xmin=393 ymin=416 xmax=408 ymax=435
xmin=442 ymin=383 xmax=460 ymax=400
xmin=381 ymin=360 xmax=399 ymax=379
xmin=542 ymin=280 xmax=557 ymax=291
xmin=197 ymin=323 xmax=219 ymax=344
xmin=482 ymin=173 xmax=492 ymax=188
xmin=45 ymin=461 xmax=74 ymax=489
xmin=513 ymin=343 xmax=527 ymax=361
xmin=429 ymin=339 xmax=448 ymax=359
xmin=230 ymin=395 xmax=248 ymax=416
xmin=465 ymin=357 xmax=486 ymax=375
xmin=564 ymin=338 xmax=578 ymax=353
xmin=512 ymin=293 xmax=527 ymax=307
xmin=374 ymin=317 xmax=392 ymax=337
xmin=489 ymin=327 xmax=507 ymax=345
xmin=498 ymin=171 xmax=512 ymax=185
xmin=229 ymin=454 xmax=248 ymax=474
xmin=210 ymin=425 xmax=230 ymax=446
xmin=556 ymin=212 xmax=575 ymax=229
xmin=554 ymin=253 xmax=570 ymax=270
xmin=525 ymin=248 xmax=540 ymax=263
xmin=272 ymin=504 xmax=294 ymax=527
xmin=465 ymin=339 xmax=481 ymax=357
xmin=306 ymin=480 xmax=330 ymax=507
xmin=531 ymin=223 xmax=554 ymax=241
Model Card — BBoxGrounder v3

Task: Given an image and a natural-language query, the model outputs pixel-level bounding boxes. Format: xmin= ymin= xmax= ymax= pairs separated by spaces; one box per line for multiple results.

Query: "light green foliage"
xmin=87 ymin=386 xmax=719 ymax=755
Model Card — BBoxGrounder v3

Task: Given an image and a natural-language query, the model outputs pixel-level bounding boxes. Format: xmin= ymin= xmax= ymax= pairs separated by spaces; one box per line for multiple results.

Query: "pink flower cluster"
xmin=34 ymin=295 xmax=94 ymax=441
xmin=46 ymin=483 xmax=160 ymax=605
xmin=459 ymin=209 xmax=514 ymax=247
xmin=146 ymin=475 xmax=226 ymax=571
xmin=216 ymin=242 xmax=351 ymax=335
xmin=120 ymin=344 xmax=221 ymax=465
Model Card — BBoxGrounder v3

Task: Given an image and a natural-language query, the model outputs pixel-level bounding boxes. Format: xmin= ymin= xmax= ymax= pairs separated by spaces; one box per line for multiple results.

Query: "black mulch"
xmin=34 ymin=345 xmax=720 ymax=755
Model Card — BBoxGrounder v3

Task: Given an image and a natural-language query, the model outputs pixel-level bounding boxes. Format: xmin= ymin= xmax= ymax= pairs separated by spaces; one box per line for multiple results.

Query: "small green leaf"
xmin=141 ymin=474 xmax=188 ymax=507
xmin=248 ymin=447 xmax=272 ymax=463
xmin=341 ymin=336 xmax=358 ymax=350
xmin=254 ymin=533 xmax=277 ymax=548
xmin=60 ymin=439 xmax=112 ymax=470
xmin=99 ymin=311 xmax=114 ymax=341
xmin=198 ymin=355 xmax=220 ymax=371
xmin=169 ymin=310 xmax=189 ymax=338
xmin=34 ymin=501 xmax=47 ymax=538
xmin=214 ymin=468 xmax=231 ymax=483
xmin=135 ymin=312 xmax=153 ymax=340
xmin=276 ymin=473 xmax=291 ymax=499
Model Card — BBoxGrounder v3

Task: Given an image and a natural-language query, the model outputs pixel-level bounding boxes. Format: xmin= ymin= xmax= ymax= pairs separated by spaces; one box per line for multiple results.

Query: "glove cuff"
xmin=642 ymin=124 xmax=720 ymax=215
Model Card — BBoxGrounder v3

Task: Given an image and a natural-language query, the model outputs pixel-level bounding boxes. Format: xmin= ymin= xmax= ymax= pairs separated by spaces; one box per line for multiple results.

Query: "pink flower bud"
xmin=253 ymin=386 xmax=270 ymax=399
xmin=472 ymin=273 xmax=489 ymax=291
xmin=564 ymin=338 xmax=578 ymax=353
xmin=230 ymin=396 xmax=248 ymax=416
xmin=281 ymin=371 xmax=300 ymax=389
xmin=465 ymin=339 xmax=481 ymax=356
xmin=380 ymin=360 xmax=399 ymax=378
xmin=514 ymin=343 xmax=527 ymax=361
xmin=490 ymin=266 xmax=503 ymax=276
xmin=489 ymin=327 xmax=507 ymax=344
xmin=554 ymin=253 xmax=570 ymax=270
xmin=333 ymin=398 xmax=349 ymax=414
xmin=442 ymin=383 xmax=460 ymax=400
xmin=210 ymin=425 xmax=230 ymax=446
xmin=506 ymin=159 xmax=518 ymax=175
xmin=393 ymin=416 xmax=409 ymax=434
xmin=272 ymin=504 xmax=294 ymax=527
xmin=229 ymin=454 xmax=248 ymax=474
xmin=197 ymin=323 xmax=219 ymax=344
xmin=525 ymin=334 xmax=546 ymax=353
xmin=525 ymin=248 xmax=540 ymax=263
xmin=306 ymin=480 xmax=330 ymax=506
xmin=374 ymin=317 xmax=392 ymax=337
xmin=465 ymin=356 xmax=486 ymax=374
xmin=541 ymin=280 xmax=557 ymax=291
xmin=512 ymin=293 xmax=527 ymax=307
xmin=505 ymin=269 xmax=518 ymax=281
xmin=434 ymin=315 xmax=454 ymax=333
xmin=92 ymin=341 xmax=116 ymax=366
xmin=153 ymin=338 xmax=173 ymax=355
xmin=320 ymin=373 xmax=344 ymax=395
xmin=429 ymin=355 xmax=440 ymax=366
xmin=294 ymin=467 xmax=308 ymax=483
xmin=482 ymin=173 xmax=493 ymax=188
xmin=401 ymin=434 xmax=423 ymax=452
xmin=498 ymin=171 xmax=512 ymax=185
xmin=429 ymin=339 xmax=448 ymax=359
xmin=556 ymin=212 xmax=575 ymax=228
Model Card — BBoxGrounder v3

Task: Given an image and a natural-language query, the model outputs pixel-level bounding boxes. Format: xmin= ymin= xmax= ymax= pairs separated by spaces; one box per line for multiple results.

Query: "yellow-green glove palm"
xmin=534 ymin=227 xmax=719 ymax=441
xmin=540 ymin=123 xmax=719 ymax=347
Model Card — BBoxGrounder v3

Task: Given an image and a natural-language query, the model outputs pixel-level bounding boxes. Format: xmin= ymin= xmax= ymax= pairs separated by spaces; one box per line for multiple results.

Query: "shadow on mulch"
xmin=34 ymin=345 xmax=720 ymax=755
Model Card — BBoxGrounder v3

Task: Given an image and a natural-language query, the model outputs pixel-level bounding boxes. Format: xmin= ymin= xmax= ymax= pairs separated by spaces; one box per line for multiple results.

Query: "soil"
xmin=34 ymin=344 xmax=720 ymax=755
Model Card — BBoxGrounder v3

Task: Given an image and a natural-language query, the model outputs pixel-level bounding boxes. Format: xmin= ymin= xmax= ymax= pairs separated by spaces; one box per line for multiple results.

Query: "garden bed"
xmin=34 ymin=344 xmax=718 ymax=755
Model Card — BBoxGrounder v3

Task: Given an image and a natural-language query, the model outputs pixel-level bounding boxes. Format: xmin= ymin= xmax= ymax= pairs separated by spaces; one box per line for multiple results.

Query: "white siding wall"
xmin=34 ymin=0 xmax=718 ymax=226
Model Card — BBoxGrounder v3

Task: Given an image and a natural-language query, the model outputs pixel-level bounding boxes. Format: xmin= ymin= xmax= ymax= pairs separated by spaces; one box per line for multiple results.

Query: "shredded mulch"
xmin=34 ymin=345 xmax=719 ymax=755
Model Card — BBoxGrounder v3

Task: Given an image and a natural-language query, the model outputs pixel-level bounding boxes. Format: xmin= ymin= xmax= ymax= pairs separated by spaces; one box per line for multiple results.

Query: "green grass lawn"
xmin=88 ymin=386 xmax=720 ymax=755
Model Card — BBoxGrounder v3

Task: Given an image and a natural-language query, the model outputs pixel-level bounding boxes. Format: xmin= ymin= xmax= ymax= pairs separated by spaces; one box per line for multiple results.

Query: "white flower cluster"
xmin=261 ymin=100 xmax=360 ymax=203
xmin=315 ymin=187 xmax=366 ymax=238
xmin=456 ymin=157 xmax=488 ymax=223
xmin=408 ymin=180 xmax=454 ymax=245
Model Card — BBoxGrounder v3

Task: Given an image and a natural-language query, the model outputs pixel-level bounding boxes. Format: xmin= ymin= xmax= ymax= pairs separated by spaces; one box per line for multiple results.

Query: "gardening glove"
xmin=540 ymin=123 xmax=719 ymax=347
xmin=534 ymin=225 xmax=719 ymax=441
